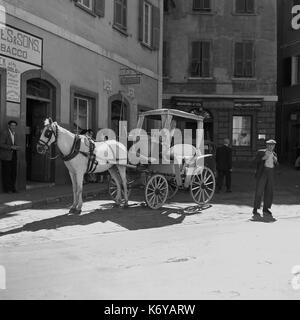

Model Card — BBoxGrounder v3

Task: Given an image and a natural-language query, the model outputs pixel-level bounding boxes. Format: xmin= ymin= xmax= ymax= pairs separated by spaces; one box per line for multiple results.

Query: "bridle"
xmin=37 ymin=123 xmax=59 ymax=159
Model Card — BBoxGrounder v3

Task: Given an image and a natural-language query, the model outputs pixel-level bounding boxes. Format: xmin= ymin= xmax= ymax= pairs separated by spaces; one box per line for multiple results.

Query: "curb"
xmin=0 ymin=188 xmax=108 ymax=216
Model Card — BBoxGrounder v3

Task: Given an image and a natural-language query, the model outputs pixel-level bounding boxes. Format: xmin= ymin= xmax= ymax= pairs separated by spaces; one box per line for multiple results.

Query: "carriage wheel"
xmin=167 ymin=177 xmax=179 ymax=200
xmin=190 ymin=167 xmax=215 ymax=205
xmin=108 ymin=175 xmax=132 ymax=202
xmin=145 ymin=174 xmax=169 ymax=209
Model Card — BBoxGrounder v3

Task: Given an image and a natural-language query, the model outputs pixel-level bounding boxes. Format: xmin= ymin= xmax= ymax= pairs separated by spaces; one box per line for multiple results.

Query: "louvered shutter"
xmin=236 ymin=0 xmax=245 ymax=13
xmin=94 ymin=0 xmax=105 ymax=17
xmin=234 ymin=42 xmax=244 ymax=77
xmin=152 ymin=6 xmax=160 ymax=50
xmin=138 ymin=0 xmax=144 ymax=42
xmin=246 ymin=0 xmax=254 ymax=13
xmin=191 ymin=42 xmax=201 ymax=76
xmin=202 ymin=41 xmax=210 ymax=77
xmin=245 ymin=42 xmax=254 ymax=77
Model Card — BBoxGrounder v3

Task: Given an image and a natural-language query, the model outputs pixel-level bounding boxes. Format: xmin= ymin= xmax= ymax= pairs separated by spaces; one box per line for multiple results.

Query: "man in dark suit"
xmin=0 ymin=120 xmax=21 ymax=193
xmin=216 ymin=138 xmax=232 ymax=193
xmin=252 ymin=139 xmax=278 ymax=220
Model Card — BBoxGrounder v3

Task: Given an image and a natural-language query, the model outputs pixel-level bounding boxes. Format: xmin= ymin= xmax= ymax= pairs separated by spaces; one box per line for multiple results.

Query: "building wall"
xmin=163 ymin=0 xmax=277 ymax=165
xmin=277 ymin=0 xmax=300 ymax=164
xmin=0 ymin=0 xmax=163 ymax=192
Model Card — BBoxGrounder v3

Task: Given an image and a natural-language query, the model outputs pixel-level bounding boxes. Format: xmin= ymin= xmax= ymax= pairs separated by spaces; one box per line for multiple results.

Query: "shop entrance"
xmin=110 ymin=98 xmax=129 ymax=138
xmin=26 ymin=79 xmax=53 ymax=183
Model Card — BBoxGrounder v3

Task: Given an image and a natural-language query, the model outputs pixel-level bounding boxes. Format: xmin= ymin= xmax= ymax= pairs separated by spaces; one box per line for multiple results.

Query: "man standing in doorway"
xmin=252 ymin=139 xmax=278 ymax=221
xmin=216 ymin=138 xmax=232 ymax=193
xmin=0 ymin=120 xmax=21 ymax=193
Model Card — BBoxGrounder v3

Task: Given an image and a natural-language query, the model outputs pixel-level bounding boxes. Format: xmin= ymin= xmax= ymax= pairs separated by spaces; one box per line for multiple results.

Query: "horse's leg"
xmin=108 ymin=166 xmax=122 ymax=206
xmin=74 ymin=169 xmax=85 ymax=214
xmin=66 ymin=164 xmax=77 ymax=214
xmin=117 ymin=165 xmax=128 ymax=207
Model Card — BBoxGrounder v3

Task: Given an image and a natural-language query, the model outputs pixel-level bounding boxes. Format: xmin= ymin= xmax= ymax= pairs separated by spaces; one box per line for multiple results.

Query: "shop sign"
xmin=119 ymin=67 xmax=142 ymax=85
xmin=0 ymin=56 xmax=39 ymax=103
xmin=0 ymin=23 xmax=43 ymax=66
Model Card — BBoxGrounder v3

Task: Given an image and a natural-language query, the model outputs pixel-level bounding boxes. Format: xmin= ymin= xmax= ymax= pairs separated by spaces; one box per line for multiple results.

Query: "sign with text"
xmin=119 ymin=67 xmax=142 ymax=85
xmin=0 ymin=55 xmax=39 ymax=103
xmin=0 ymin=23 xmax=43 ymax=66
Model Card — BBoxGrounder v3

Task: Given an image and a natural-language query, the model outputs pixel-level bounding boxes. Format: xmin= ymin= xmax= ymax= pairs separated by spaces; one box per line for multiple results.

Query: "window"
xmin=139 ymin=1 xmax=161 ymax=50
xmin=74 ymin=0 xmax=105 ymax=17
xmin=292 ymin=56 xmax=300 ymax=85
xmin=232 ymin=116 xmax=252 ymax=147
xmin=234 ymin=41 xmax=255 ymax=77
xmin=74 ymin=96 xmax=91 ymax=134
xmin=193 ymin=0 xmax=211 ymax=12
xmin=235 ymin=0 xmax=254 ymax=14
xmin=78 ymin=0 xmax=93 ymax=10
xmin=191 ymin=41 xmax=210 ymax=77
xmin=114 ymin=0 xmax=127 ymax=32
xmin=143 ymin=2 xmax=152 ymax=46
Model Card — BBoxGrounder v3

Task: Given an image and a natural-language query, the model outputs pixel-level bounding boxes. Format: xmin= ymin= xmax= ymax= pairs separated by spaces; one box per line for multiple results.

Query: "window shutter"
xmin=236 ymin=0 xmax=245 ymax=13
xmin=246 ymin=0 xmax=254 ymax=13
xmin=245 ymin=42 xmax=254 ymax=77
xmin=94 ymin=0 xmax=105 ymax=17
xmin=193 ymin=0 xmax=201 ymax=10
xmin=202 ymin=41 xmax=210 ymax=77
xmin=123 ymin=0 xmax=127 ymax=29
xmin=152 ymin=6 xmax=161 ymax=50
xmin=203 ymin=0 xmax=211 ymax=10
xmin=191 ymin=41 xmax=201 ymax=76
xmin=138 ymin=0 xmax=144 ymax=42
xmin=234 ymin=42 xmax=244 ymax=77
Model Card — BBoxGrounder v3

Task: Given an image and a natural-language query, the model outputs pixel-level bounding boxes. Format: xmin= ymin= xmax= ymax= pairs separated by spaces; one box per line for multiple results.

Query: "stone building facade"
xmin=0 ymin=0 xmax=163 ymax=192
xmin=163 ymin=0 xmax=277 ymax=165
xmin=277 ymin=0 xmax=300 ymax=164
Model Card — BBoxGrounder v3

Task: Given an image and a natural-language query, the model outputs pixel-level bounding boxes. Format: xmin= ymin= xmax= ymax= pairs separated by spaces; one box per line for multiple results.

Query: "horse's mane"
xmin=44 ymin=118 xmax=51 ymax=126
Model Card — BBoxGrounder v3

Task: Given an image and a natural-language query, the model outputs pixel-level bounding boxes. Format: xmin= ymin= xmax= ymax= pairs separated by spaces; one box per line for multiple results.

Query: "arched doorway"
xmin=109 ymin=94 xmax=130 ymax=138
xmin=26 ymin=78 xmax=54 ymax=182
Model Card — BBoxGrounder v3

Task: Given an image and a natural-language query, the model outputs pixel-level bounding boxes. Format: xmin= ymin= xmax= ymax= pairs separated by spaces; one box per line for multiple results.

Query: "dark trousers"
xmin=253 ymin=168 xmax=274 ymax=210
xmin=217 ymin=169 xmax=231 ymax=191
xmin=1 ymin=151 xmax=17 ymax=192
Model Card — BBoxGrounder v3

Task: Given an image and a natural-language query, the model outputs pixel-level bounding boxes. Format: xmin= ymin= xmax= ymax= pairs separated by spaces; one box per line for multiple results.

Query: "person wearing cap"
xmin=0 ymin=120 xmax=21 ymax=193
xmin=252 ymin=139 xmax=278 ymax=220
xmin=216 ymin=138 xmax=232 ymax=193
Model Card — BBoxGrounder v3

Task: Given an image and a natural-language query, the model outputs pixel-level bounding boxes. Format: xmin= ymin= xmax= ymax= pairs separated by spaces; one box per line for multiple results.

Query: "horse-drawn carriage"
xmin=37 ymin=109 xmax=216 ymax=214
xmin=108 ymin=108 xmax=216 ymax=209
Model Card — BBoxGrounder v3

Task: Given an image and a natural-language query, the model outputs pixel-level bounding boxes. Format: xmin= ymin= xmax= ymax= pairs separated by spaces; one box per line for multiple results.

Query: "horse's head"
xmin=36 ymin=118 xmax=57 ymax=154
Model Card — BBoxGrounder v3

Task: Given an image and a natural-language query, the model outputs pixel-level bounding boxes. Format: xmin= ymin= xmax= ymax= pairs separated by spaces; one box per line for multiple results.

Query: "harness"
xmin=38 ymin=124 xmax=98 ymax=174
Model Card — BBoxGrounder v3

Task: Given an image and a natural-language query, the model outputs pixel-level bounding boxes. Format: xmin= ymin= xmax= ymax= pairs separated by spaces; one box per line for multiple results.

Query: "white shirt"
xmin=9 ymin=129 xmax=15 ymax=145
xmin=264 ymin=151 xmax=275 ymax=168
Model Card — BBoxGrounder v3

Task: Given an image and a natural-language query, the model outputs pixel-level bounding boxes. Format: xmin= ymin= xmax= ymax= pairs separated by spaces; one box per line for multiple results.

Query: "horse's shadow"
xmin=0 ymin=202 xmax=212 ymax=238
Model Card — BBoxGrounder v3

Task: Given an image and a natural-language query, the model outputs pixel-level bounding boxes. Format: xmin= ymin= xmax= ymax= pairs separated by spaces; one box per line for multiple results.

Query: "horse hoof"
xmin=74 ymin=209 xmax=82 ymax=215
xmin=69 ymin=208 xmax=76 ymax=214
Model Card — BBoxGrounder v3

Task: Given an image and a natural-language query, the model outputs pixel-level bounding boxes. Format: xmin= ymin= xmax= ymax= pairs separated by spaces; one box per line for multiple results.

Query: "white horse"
xmin=37 ymin=118 xmax=128 ymax=214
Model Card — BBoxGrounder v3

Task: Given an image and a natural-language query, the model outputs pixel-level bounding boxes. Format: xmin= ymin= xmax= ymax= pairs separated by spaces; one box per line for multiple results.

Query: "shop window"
xmin=193 ymin=0 xmax=211 ymax=12
xmin=190 ymin=41 xmax=211 ymax=77
xmin=292 ymin=56 xmax=300 ymax=85
xmin=232 ymin=116 xmax=252 ymax=147
xmin=114 ymin=0 xmax=127 ymax=32
xmin=235 ymin=0 xmax=255 ymax=14
xmin=234 ymin=41 xmax=255 ymax=78
xmin=73 ymin=96 xmax=92 ymax=134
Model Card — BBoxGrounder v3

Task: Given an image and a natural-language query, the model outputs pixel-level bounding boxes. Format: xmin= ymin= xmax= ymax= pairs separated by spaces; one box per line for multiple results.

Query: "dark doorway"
xmin=26 ymin=79 xmax=53 ymax=183
xmin=111 ymin=99 xmax=128 ymax=137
